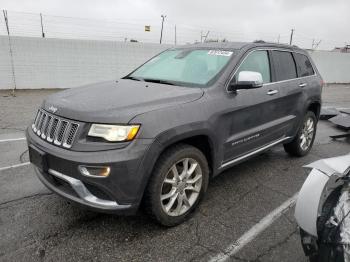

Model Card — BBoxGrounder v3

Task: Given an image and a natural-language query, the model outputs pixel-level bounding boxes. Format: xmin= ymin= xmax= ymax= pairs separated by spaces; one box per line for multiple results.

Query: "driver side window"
xmin=235 ymin=50 xmax=271 ymax=84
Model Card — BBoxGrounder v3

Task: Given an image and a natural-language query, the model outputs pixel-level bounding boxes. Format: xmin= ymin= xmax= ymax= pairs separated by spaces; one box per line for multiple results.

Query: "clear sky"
xmin=1 ymin=0 xmax=349 ymax=49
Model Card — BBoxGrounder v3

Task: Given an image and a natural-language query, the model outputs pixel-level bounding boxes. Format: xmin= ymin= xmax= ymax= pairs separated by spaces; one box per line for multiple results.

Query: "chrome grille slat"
xmin=54 ymin=120 xmax=68 ymax=145
xmin=53 ymin=119 xmax=62 ymax=145
xmin=33 ymin=111 xmax=43 ymax=133
xmin=63 ymin=123 xmax=79 ymax=148
xmin=31 ymin=109 xmax=79 ymax=149
xmin=48 ymin=118 xmax=59 ymax=142
xmin=36 ymin=112 xmax=46 ymax=136
xmin=39 ymin=114 xmax=48 ymax=138
xmin=32 ymin=110 xmax=40 ymax=131
xmin=41 ymin=115 xmax=52 ymax=139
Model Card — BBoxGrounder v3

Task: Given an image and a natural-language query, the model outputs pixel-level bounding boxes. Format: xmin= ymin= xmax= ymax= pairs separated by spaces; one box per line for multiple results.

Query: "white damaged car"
xmin=295 ymin=154 xmax=350 ymax=262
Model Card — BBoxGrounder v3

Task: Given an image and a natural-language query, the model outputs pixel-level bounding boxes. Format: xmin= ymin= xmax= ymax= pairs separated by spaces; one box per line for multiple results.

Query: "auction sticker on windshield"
xmin=208 ymin=50 xmax=233 ymax=56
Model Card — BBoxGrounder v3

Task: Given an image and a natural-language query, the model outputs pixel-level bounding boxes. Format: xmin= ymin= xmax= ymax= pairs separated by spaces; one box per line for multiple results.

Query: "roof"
xmin=178 ymin=41 xmax=302 ymax=51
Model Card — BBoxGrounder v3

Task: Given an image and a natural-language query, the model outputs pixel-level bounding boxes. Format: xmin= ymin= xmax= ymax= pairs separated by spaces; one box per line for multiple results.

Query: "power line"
xmin=0 ymin=10 xmax=347 ymax=49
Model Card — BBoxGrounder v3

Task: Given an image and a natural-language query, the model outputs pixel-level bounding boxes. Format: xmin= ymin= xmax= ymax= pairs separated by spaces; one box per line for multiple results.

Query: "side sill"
xmin=219 ymin=136 xmax=291 ymax=170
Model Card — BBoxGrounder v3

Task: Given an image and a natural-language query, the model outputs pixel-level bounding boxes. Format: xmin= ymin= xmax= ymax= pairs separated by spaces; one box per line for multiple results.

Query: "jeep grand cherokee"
xmin=27 ymin=42 xmax=322 ymax=226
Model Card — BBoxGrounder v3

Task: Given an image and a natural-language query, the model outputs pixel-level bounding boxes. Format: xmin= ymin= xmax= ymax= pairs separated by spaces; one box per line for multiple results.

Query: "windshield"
xmin=126 ymin=49 xmax=235 ymax=87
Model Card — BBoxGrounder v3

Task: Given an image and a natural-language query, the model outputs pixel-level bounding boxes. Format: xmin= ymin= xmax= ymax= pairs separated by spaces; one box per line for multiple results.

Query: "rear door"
xmin=269 ymin=50 xmax=301 ymax=137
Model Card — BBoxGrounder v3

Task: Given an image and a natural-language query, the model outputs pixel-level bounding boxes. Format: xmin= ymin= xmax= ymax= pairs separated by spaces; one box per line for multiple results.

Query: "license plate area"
xmin=29 ymin=145 xmax=48 ymax=172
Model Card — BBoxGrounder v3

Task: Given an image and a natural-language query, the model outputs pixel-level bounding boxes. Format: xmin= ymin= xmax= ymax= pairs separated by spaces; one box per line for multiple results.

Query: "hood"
xmin=304 ymin=154 xmax=350 ymax=177
xmin=42 ymin=79 xmax=204 ymax=123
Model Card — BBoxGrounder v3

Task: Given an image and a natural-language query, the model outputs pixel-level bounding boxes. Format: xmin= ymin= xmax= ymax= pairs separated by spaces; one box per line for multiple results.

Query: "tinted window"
xmin=235 ymin=50 xmax=271 ymax=83
xmin=294 ymin=53 xmax=315 ymax=77
xmin=272 ymin=51 xmax=297 ymax=81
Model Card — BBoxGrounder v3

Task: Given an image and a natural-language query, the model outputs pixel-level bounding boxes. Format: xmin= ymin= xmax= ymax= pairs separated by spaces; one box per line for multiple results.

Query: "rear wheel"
xmin=284 ymin=111 xmax=317 ymax=157
xmin=144 ymin=144 xmax=209 ymax=226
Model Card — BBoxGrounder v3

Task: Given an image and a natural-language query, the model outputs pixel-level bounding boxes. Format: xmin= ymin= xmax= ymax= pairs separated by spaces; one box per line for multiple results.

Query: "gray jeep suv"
xmin=27 ymin=41 xmax=322 ymax=226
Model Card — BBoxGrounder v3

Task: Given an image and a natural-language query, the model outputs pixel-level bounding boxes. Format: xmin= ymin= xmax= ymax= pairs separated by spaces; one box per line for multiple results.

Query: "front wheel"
xmin=144 ymin=144 xmax=209 ymax=226
xmin=284 ymin=111 xmax=317 ymax=157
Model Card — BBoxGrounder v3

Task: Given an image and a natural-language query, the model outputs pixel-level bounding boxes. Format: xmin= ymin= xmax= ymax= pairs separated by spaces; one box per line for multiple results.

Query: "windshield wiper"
xmin=125 ymin=76 xmax=181 ymax=86
xmin=143 ymin=78 xmax=178 ymax=86
xmin=124 ymin=76 xmax=145 ymax=81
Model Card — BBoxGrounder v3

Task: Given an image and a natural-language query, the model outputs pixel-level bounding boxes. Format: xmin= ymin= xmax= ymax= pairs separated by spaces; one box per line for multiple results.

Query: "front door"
xmin=221 ymin=50 xmax=284 ymax=165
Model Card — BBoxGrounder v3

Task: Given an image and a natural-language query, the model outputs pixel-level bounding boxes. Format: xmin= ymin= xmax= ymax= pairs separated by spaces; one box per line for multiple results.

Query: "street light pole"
xmin=160 ymin=14 xmax=166 ymax=44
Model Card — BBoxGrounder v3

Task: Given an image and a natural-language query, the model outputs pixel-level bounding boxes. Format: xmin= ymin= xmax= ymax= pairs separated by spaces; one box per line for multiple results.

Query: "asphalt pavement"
xmin=0 ymin=84 xmax=349 ymax=262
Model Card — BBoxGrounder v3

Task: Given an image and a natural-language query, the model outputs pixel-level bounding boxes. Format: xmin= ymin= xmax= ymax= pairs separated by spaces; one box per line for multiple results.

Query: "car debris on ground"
xmin=321 ymin=106 xmax=350 ymax=139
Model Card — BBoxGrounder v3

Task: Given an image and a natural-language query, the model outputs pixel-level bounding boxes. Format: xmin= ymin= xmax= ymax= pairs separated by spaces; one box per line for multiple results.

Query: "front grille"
xmin=32 ymin=109 xmax=79 ymax=149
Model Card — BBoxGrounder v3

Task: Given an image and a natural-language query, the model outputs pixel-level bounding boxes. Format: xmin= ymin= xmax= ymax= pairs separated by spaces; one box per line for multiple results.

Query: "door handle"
xmin=299 ymin=83 xmax=307 ymax=87
xmin=267 ymin=90 xmax=278 ymax=95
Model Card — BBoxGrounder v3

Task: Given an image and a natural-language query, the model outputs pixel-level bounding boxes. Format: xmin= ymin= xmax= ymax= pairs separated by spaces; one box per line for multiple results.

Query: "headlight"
xmin=88 ymin=124 xmax=140 ymax=142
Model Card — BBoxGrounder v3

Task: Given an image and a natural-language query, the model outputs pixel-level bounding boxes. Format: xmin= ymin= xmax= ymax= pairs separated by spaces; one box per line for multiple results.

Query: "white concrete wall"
xmin=0 ymin=36 xmax=171 ymax=90
xmin=309 ymin=50 xmax=350 ymax=83
xmin=1 ymin=35 xmax=350 ymax=89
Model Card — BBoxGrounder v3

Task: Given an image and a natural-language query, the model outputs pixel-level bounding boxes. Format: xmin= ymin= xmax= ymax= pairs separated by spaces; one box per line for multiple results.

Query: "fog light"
xmin=78 ymin=166 xmax=110 ymax=178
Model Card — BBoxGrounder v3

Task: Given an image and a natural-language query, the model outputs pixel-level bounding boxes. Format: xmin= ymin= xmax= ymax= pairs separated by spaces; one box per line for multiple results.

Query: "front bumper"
xmin=27 ymin=127 xmax=155 ymax=214
xmin=35 ymin=167 xmax=132 ymax=211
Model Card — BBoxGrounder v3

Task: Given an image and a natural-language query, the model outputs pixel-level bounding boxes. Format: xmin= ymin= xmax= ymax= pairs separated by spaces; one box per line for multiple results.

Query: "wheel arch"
xmin=306 ymin=100 xmax=321 ymax=119
xmin=152 ymin=127 xmax=218 ymax=177
xmin=135 ymin=125 xmax=218 ymax=207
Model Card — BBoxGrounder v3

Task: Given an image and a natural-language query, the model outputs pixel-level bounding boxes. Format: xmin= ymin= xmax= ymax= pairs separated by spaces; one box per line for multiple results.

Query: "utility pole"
xmin=174 ymin=25 xmax=177 ymax=45
xmin=160 ymin=14 xmax=166 ymax=44
xmin=40 ymin=13 xmax=45 ymax=38
xmin=289 ymin=29 xmax=295 ymax=45
xmin=3 ymin=10 xmax=17 ymax=96
xmin=277 ymin=34 xmax=280 ymax=43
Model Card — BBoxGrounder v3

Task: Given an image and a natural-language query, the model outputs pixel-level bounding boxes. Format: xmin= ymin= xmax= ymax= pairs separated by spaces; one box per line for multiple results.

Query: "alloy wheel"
xmin=160 ymin=158 xmax=202 ymax=216
xmin=300 ymin=117 xmax=315 ymax=151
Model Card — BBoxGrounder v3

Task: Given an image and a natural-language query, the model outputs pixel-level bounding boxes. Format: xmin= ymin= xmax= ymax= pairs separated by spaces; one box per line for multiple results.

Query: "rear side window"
xmin=271 ymin=51 xmax=297 ymax=81
xmin=294 ymin=53 xmax=315 ymax=77
xmin=235 ymin=50 xmax=271 ymax=83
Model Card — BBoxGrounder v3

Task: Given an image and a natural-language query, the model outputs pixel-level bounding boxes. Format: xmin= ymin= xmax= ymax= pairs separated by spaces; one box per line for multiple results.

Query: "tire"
xmin=143 ymin=144 xmax=209 ymax=227
xmin=284 ymin=111 xmax=317 ymax=157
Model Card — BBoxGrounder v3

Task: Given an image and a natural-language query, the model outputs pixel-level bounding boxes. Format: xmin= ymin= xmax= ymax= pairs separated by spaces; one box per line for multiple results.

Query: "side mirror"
xmin=228 ymin=71 xmax=263 ymax=91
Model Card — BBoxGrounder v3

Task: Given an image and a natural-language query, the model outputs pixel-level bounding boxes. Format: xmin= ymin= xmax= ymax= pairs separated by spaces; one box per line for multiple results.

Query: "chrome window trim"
xmin=225 ymin=48 xmax=317 ymax=93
